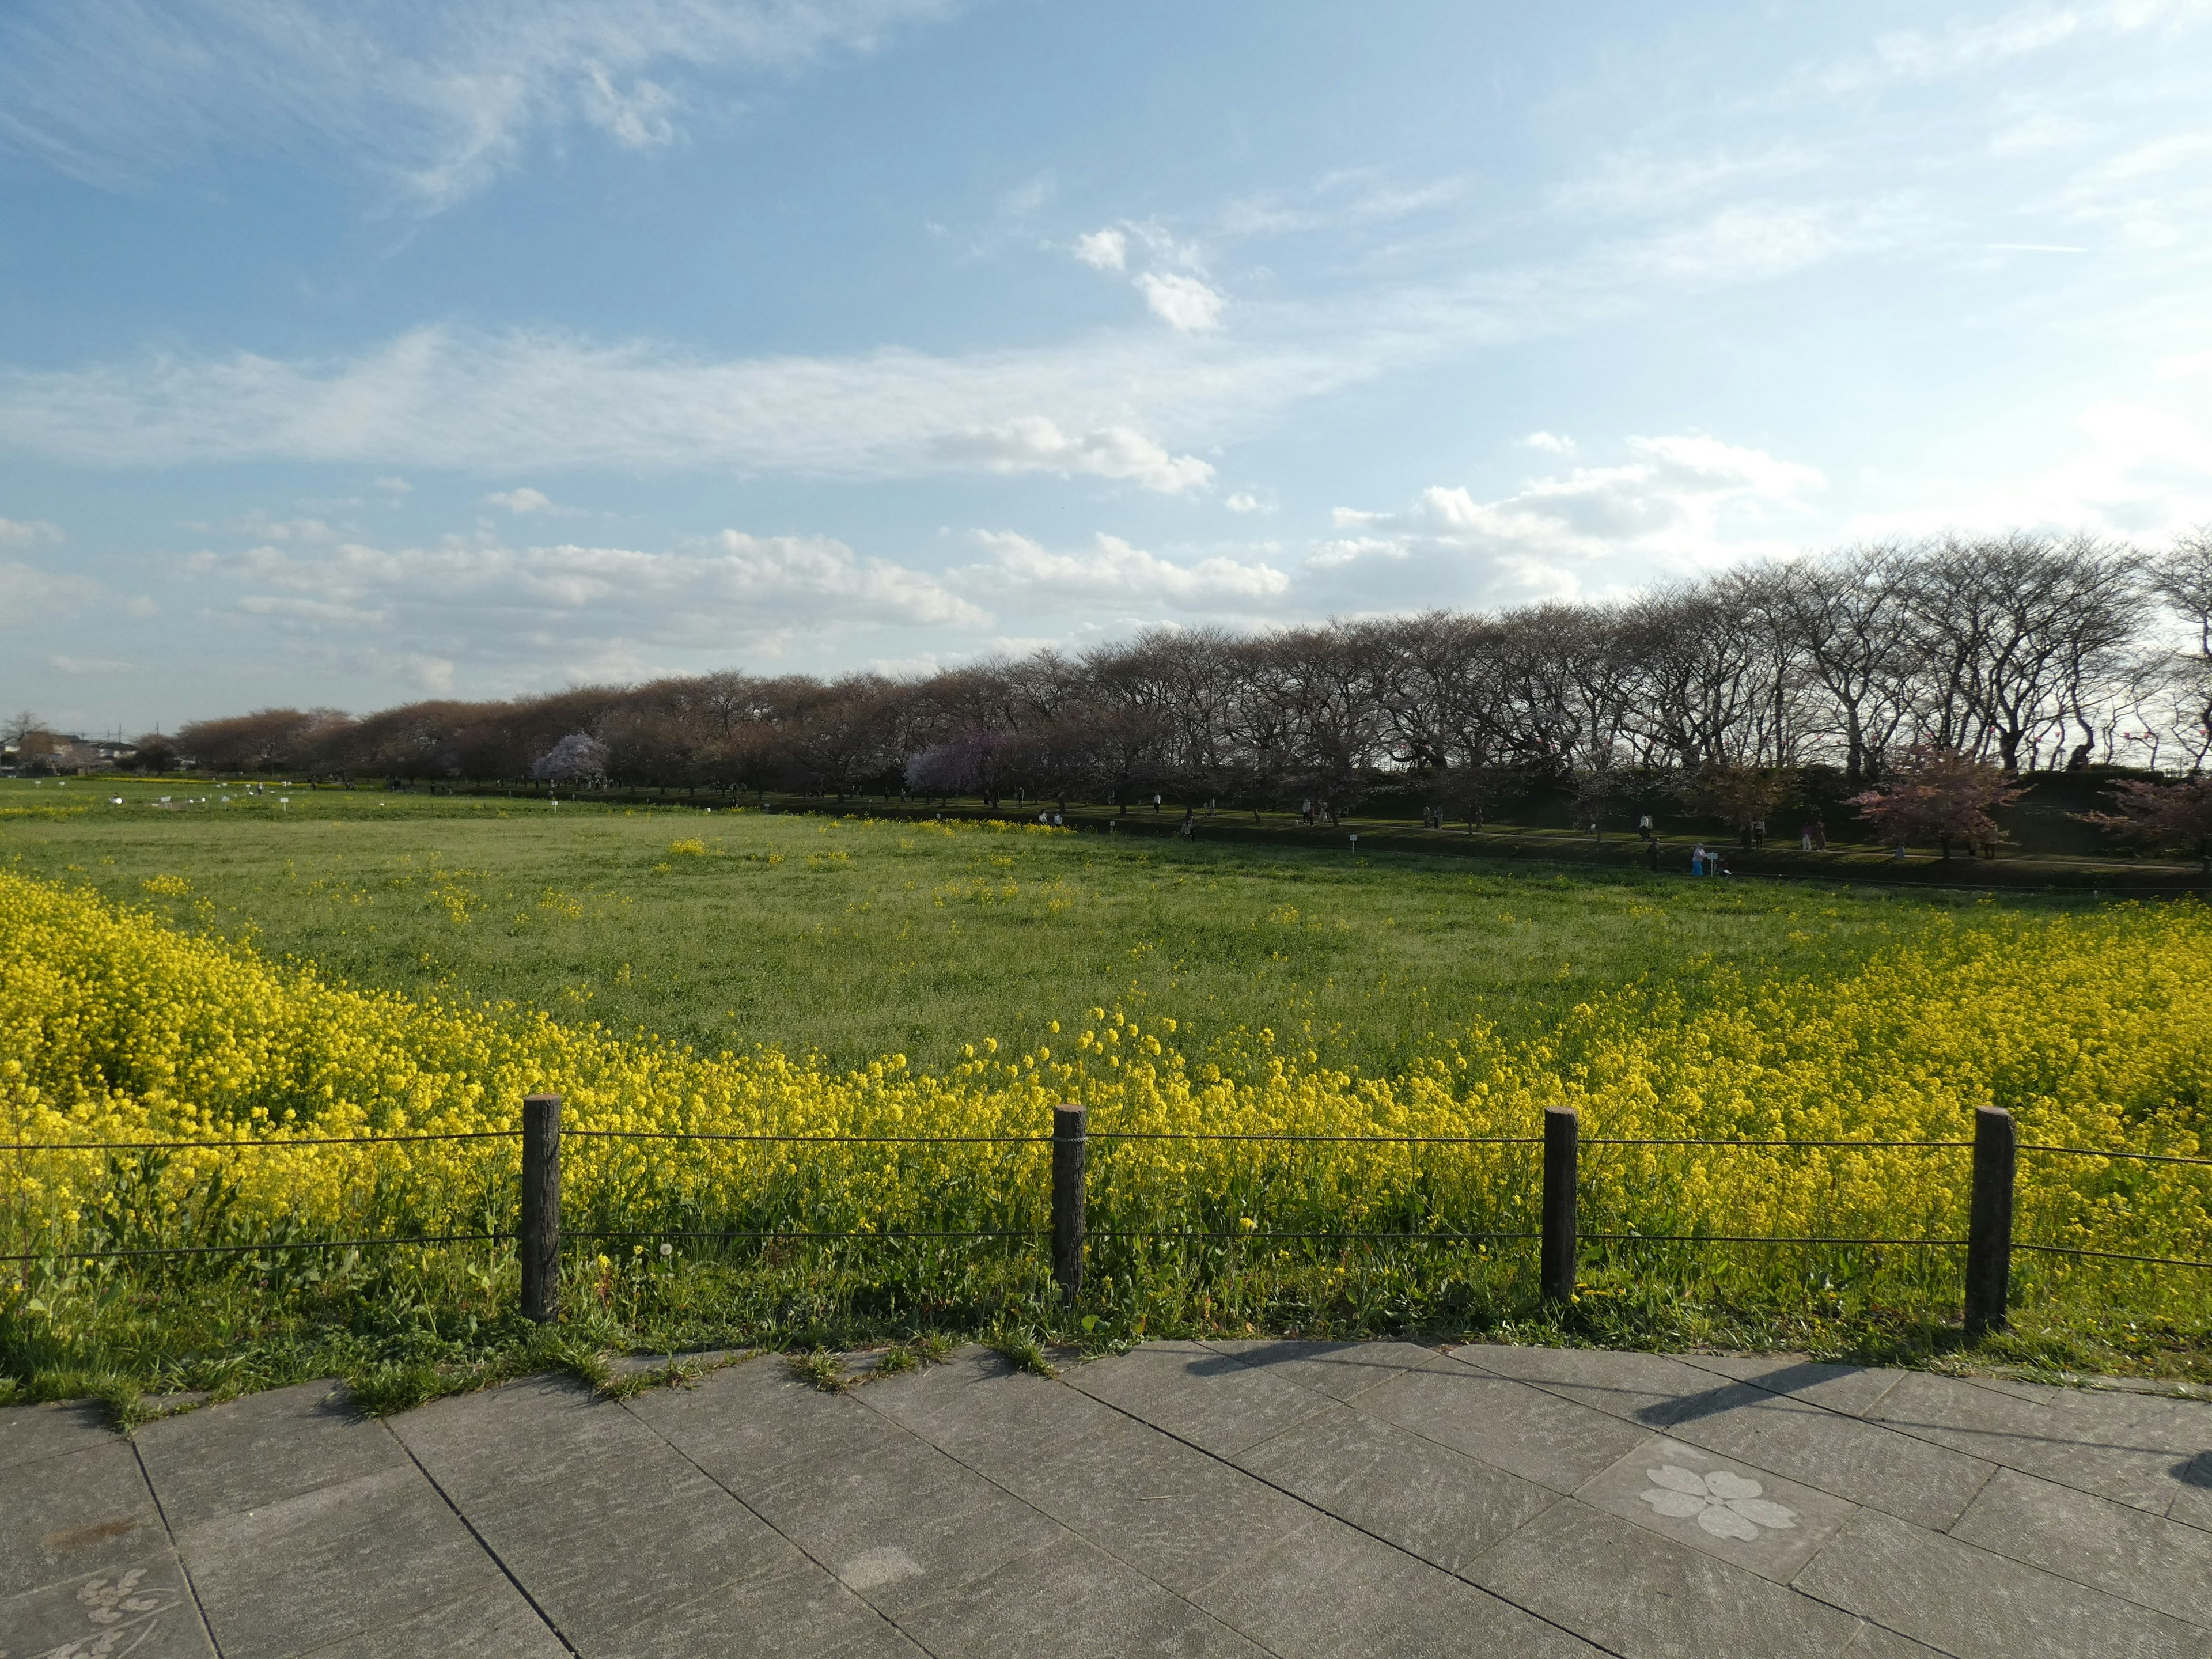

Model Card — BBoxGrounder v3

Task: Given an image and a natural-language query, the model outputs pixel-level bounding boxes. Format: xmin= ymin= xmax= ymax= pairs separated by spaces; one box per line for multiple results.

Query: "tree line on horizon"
xmin=112 ymin=529 xmax=2212 ymax=830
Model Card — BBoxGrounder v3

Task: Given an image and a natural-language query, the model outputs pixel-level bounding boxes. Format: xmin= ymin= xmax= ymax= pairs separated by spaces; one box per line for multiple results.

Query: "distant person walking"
xmin=1800 ymin=821 xmax=1815 ymax=852
xmin=1637 ymin=812 xmax=1653 ymax=840
xmin=1691 ymin=843 xmax=1709 ymax=876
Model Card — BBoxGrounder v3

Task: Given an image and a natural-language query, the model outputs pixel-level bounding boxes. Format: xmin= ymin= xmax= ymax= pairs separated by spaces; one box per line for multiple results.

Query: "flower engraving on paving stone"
xmin=1638 ymin=1464 xmax=1798 ymax=1541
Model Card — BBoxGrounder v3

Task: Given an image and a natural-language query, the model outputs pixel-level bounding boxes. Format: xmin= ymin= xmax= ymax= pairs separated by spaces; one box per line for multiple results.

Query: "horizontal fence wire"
xmin=4 ymin=1131 xmax=519 ymax=1153
xmin=567 ymin=1228 xmax=1037 ymax=1242
xmin=1088 ymin=1131 xmax=1541 ymax=1145
xmin=2012 ymin=1242 xmax=2212 ymax=1271
xmin=1582 ymin=1233 xmax=1967 ymax=1248
xmin=0 ymin=1232 xmax=508 ymax=1265
xmin=2019 ymin=1144 xmax=2212 ymax=1168
xmin=1091 ymin=1229 xmax=1540 ymax=1243
xmin=562 ymin=1130 xmax=1049 ymax=1145
xmin=1584 ymin=1137 xmax=1972 ymax=1150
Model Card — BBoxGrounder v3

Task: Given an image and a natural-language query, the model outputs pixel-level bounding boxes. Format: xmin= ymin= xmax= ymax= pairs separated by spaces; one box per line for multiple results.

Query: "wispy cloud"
xmin=0 ymin=0 xmax=960 ymax=210
xmin=0 ymin=559 xmax=99 ymax=623
xmin=965 ymin=529 xmax=1288 ymax=606
xmin=0 ymin=197 xmax=1900 ymax=487
xmin=186 ymin=526 xmax=985 ymax=664
xmin=0 ymin=516 xmax=65 ymax=547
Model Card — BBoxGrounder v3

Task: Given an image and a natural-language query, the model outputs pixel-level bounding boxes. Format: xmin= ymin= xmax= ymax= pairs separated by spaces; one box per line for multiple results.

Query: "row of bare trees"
xmin=158 ymin=531 xmax=2211 ymax=815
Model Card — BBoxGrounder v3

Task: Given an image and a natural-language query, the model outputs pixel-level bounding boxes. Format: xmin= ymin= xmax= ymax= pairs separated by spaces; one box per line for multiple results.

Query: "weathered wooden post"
xmin=1052 ymin=1103 xmax=1086 ymax=1297
xmin=1964 ymin=1105 xmax=2016 ymax=1338
xmin=521 ymin=1093 xmax=562 ymax=1323
xmin=1541 ymin=1106 xmax=1578 ymax=1304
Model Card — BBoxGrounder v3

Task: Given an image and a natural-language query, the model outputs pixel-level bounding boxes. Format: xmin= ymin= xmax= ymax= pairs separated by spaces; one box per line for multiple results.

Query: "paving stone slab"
xmin=282 ymin=1585 xmax=571 ymax=1659
xmin=177 ymin=1459 xmax=512 ymax=1659
xmin=1574 ymin=1434 xmax=1858 ymax=1584
xmin=1793 ymin=1505 xmax=2203 ymax=1659
xmin=589 ymin=1554 xmax=922 ymax=1659
xmin=1064 ymin=1340 xmax=1335 ymax=1456
xmin=1201 ymin=1338 xmax=1442 ymax=1401
xmin=740 ymin=1415 xmax=1057 ymax=1619
xmin=2173 ymin=1453 xmax=2212 ymax=1531
xmin=858 ymin=1344 xmax=1099 ymax=1464
xmin=1660 ymin=1378 xmax=1997 ymax=1529
xmin=1457 ymin=1343 xmax=1732 ymax=1428
xmin=1230 ymin=1400 xmax=1557 ymax=1575
xmin=0 ymin=1552 xmax=213 ymax=1659
xmin=1867 ymin=1370 xmax=2204 ymax=1515
xmin=1192 ymin=1511 xmax=1600 ymax=1658
xmin=963 ymin=1393 xmax=1317 ymax=1596
xmin=624 ymin=1353 xmax=901 ymax=1495
xmin=1465 ymin=1498 xmax=1879 ymax=1659
xmin=0 ymin=1399 xmax=119 ymax=1471
xmin=0 ymin=1438 xmax=166 ymax=1599
xmin=1949 ymin=1465 xmax=2212 ymax=1628
xmin=387 ymin=1372 xmax=661 ymax=1509
xmin=1355 ymin=1355 xmax=1649 ymax=1491
xmin=132 ymin=1377 xmax=387 ymax=1529
xmin=1672 ymin=1353 xmax=1908 ymax=1419
xmin=399 ymin=1392 xmax=804 ymax=1648
xmin=892 ymin=1530 xmax=1266 ymax=1659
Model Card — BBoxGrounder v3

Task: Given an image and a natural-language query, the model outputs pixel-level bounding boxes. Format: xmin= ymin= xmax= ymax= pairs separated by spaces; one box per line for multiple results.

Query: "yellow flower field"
xmin=4 ymin=866 xmax=2207 ymax=1294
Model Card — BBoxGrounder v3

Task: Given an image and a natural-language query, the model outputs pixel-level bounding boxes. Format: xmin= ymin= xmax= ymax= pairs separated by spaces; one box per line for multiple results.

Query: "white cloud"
xmin=0 ymin=327 xmax=1238 ymax=493
xmin=1225 ymin=491 xmax=1272 ymax=513
xmin=580 ymin=65 xmax=678 ymax=149
xmin=1315 ymin=435 xmax=1827 ymax=600
xmin=2158 ymin=349 xmax=2212 ymax=378
xmin=929 ymin=418 xmax=1213 ymax=493
xmin=0 ymin=0 xmax=959 ymax=210
xmin=188 ymin=528 xmax=984 ymax=664
xmin=0 ymin=516 xmax=64 ymax=546
xmin=1073 ymin=228 xmax=1127 ymax=271
xmin=1135 ymin=271 xmax=1226 ymax=332
xmin=1550 ymin=148 xmax=1817 ymax=218
xmin=236 ymin=511 xmax=342 ymax=543
xmin=0 ymin=198 xmax=1915 ymax=491
xmin=484 ymin=487 xmax=554 ymax=513
xmin=373 ymin=475 xmax=412 ymax=495
xmin=1522 ymin=431 xmax=1575 ymax=454
xmin=48 ymin=653 xmax=133 ymax=674
xmin=0 ymin=559 xmax=99 ymax=623
xmin=967 ymin=529 xmax=1289 ymax=606
xmin=1841 ymin=398 xmax=2212 ymax=540
xmin=1219 ymin=170 xmax=1461 ymax=238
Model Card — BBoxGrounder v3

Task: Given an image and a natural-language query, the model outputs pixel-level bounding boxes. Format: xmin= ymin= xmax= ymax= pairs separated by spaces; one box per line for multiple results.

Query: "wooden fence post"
xmin=1964 ymin=1105 xmax=2016 ymax=1338
xmin=1541 ymin=1106 xmax=1578 ymax=1304
xmin=521 ymin=1093 xmax=562 ymax=1323
xmin=1052 ymin=1103 xmax=1086 ymax=1297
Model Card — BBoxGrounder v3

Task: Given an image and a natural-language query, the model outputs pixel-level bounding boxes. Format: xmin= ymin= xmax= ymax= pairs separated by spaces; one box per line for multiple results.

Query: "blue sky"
xmin=3 ymin=0 xmax=2209 ymax=734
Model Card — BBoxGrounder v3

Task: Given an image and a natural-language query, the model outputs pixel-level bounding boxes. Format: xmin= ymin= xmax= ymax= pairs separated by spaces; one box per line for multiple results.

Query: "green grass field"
xmin=12 ymin=775 xmax=2203 ymax=1414
xmin=0 ymin=777 xmax=2079 ymax=1079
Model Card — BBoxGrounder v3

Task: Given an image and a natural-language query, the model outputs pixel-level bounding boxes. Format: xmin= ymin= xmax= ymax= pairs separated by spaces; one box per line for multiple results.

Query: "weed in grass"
xmin=990 ymin=1331 xmax=1056 ymax=1378
xmin=787 ymin=1349 xmax=851 ymax=1392
xmin=869 ymin=1344 xmax=919 ymax=1379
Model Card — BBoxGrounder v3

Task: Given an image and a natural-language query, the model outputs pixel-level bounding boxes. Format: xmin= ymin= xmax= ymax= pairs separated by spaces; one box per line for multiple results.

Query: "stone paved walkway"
xmin=5 ymin=1342 xmax=2211 ymax=1658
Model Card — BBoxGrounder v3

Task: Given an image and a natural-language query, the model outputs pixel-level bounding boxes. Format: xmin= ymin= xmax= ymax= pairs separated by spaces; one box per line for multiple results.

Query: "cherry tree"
xmin=1848 ymin=744 xmax=2022 ymax=859
xmin=2082 ymin=776 xmax=2212 ymax=872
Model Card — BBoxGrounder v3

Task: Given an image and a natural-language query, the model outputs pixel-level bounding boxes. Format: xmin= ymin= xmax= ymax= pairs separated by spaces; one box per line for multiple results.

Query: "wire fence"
xmin=6 ymin=1107 xmax=2209 ymax=1298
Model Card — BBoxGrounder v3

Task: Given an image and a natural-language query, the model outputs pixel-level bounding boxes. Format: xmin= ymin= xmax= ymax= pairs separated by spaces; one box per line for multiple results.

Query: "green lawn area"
xmin=1 ymin=776 xmax=2081 ymax=1079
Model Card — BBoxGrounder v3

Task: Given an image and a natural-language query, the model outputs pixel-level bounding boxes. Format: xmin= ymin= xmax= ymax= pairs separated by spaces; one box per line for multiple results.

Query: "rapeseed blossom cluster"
xmin=2 ymin=870 xmax=2206 ymax=1277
